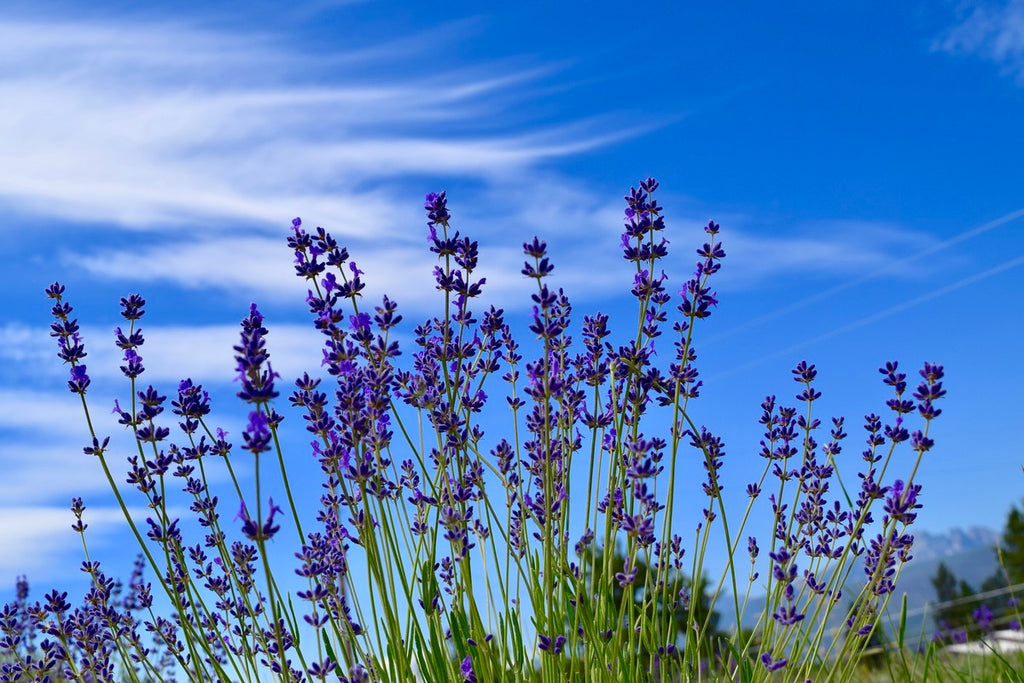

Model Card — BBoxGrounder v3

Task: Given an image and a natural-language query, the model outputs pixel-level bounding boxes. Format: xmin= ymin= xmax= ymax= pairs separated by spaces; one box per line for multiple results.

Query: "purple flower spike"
xmin=615 ymin=556 xmax=638 ymax=587
xmin=914 ymin=361 xmax=946 ymax=420
xmin=119 ymin=347 xmax=145 ymax=379
xmin=973 ymin=604 xmax=993 ymax=633
xmin=47 ymin=283 xmax=97 ymax=396
xmin=70 ymin=497 xmax=87 ymax=532
xmin=172 ymin=378 xmax=211 ymax=434
xmin=234 ymin=303 xmax=280 ymax=404
xmin=536 ymin=633 xmax=566 ymax=655
xmin=236 ymin=498 xmax=284 ymax=541
xmin=242 ymin=410 xmax=272 ymax=455
xmin=67 ymin=364 xmax=91 ymax=394
xmin=522 ymin=237 xmax=554 ymax=280
xmin=910 ymin=431 xmax=935 ymax=454
xmin=760 ymin=653 xmax=787 ymax=672
xmin=425 ymin=191 xmax=451 ymax=227
xmin=119 ymin=294 xmax=146 ymax=321
xmin=460 ymin=655 xmax=477 ymax=683
xmin=621 ymin=179 xmax=669 ymax=266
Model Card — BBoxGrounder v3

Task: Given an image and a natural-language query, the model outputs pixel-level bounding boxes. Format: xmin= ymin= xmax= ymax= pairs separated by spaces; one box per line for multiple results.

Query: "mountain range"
xmin=718 ymin=526 xmax=1002 ymax=645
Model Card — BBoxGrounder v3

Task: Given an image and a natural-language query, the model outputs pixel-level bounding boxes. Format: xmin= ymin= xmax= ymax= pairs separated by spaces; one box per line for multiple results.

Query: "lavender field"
xmin=1 ymin=2 xmax=1023 ymax=681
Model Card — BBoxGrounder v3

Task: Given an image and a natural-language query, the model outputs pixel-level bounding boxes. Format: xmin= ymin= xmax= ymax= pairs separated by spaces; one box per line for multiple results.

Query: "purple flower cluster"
xmin=26 ymin=179 xmax=950 ymax=681
xmin=739 ymin=354 xmax=947 ymax=670
xmin=45 ymin=283 xmax=90 ymax=395
xmin=36 ymin=290 xmax=311 ymax=678
xmin=0 ymin=505 xmax=178 ymax=683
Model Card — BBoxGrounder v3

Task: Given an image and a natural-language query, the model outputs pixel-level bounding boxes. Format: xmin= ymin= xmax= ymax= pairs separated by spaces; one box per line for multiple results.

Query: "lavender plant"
xmin=4 ymin=179 xmax=948 ymax=682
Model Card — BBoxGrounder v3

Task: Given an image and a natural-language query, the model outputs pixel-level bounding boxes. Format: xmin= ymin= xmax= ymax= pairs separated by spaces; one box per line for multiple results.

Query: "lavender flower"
xmin=34 ymin=180 xmax=955 ymax=683
xmin=242 ymin=409 xmax=272 ymax=455
xmin=973 ymin=604 xmax=994 ymax=633
xmin=760 ymin=653 xmax=788 ymax=672
xmin=236 ymin=499 xmax=284 ymax=541
xmin=459 ymin=655 xmax=477 ymax=683
xmin=234 ymin=303 xmax=280 ymax=404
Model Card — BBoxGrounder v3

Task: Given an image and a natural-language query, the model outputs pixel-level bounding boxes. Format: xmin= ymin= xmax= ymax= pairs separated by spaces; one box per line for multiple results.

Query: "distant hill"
xmin=911 ymin=526 xmax=1000 ymax=571
xmin=718 ymin=526 xmax=1001 ymax=645
xmin=887 ymin=526 xmax=1000 ymax=642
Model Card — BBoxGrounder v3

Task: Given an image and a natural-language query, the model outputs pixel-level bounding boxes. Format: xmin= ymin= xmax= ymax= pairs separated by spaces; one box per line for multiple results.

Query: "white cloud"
xmin=34 ymin=213 xmax=949 ymax=346
xmin=0 ymin=323 xmax=52 ymax=368
xmin=0 ymin=440 xmax=109 ymax=503
xmin=0 ymin=322 xmax=329 ymax=386
xmin=0 ymin=16 xmax=631 ymax=232
xmin=0 ymin=389 xmax=93 ymax=436
xmin=68 ymin=232 xmax=613 ymax=309
xmin=716 ymin=219 xmax=937 ymax=291
xmin=60 ymin=176 xmax=942 ymax=306
xmin=4 ymin=214 xmax=950 ymax=409
xmin=0 ymin=506 xmax=127 ymax=582
xmin=934 ymin=0 xmax=1024 ymax=83
xmin=69 ymin=235 xmax=307 ymax=299
xmin=58 ymin=172 xmax=641 ymax=308
xmin=0 ymin=14 xmax=950 ymax=308
xmin=114 ymin=323 xmax=328 ymax=385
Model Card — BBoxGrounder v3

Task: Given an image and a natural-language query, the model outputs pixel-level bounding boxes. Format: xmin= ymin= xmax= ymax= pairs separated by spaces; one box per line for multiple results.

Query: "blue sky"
xmin=1 ymin=0 xmax=1022 ymax=609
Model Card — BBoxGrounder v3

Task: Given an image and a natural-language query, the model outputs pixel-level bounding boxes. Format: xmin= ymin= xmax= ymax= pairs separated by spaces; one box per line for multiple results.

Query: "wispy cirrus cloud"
xmin=0 ymin=506 xmax=129 ymax=581
xmin=0 ymin=322 xmax=328 ymax=385
xmin=0 ymin=12 xmax=953 ymax=309
xmin=63 ymin=212 xmax=946 ymax=308
xmin=934 ymin=0 xmax=1024 ymax=84
xmin=0 ymin=442 xmax=109 ymax=505
xmin=0 ymin=15 xmax=636 ymax=232
xmin=717 ymin=218 xmax=938 ymax=290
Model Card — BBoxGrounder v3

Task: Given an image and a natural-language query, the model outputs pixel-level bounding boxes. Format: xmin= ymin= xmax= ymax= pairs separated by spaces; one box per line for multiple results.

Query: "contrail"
xmin=704 ymin=207 xmax=1024 ymax=346
xmin=710 ymin=250 xmax=1024 ymax=381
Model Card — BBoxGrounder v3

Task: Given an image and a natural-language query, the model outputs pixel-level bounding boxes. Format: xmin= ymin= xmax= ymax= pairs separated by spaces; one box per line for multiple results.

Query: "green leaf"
xmin=897 ymin=593 xmax=908 ymax=650
xmin=419 ymin=558 xmax=440 ymax=616
xmin=323 ymin=635 xmax=344 ymax=681
xmin=718 ymin=636 xmax=753 ymax=683
xmin=324 ymin=635 xmax=337 ymax=664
